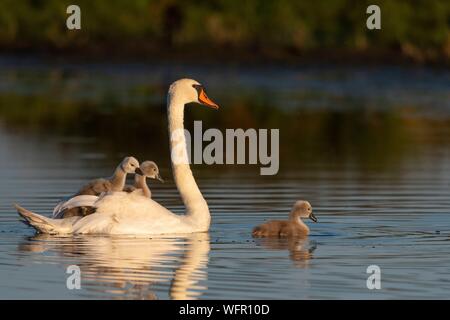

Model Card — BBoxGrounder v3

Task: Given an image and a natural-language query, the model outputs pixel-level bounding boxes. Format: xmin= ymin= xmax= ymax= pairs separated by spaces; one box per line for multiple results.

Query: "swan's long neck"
xmin=168 ymin=96 xmax=210 ymax=230
xmin=109 ymin=166 xmax=127 ymax=192
xmin=134 ymin=175 xmax=151 ymax=198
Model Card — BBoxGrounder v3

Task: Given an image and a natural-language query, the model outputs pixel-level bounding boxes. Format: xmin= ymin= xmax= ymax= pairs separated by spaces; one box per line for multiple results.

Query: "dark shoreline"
xmin=1 ymin=45 xmax=449 ymax=68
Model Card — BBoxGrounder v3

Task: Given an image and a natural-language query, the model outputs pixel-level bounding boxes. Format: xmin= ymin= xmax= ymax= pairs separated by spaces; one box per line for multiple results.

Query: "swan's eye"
xmin=192 ymin=84 xmax=202 ymax=95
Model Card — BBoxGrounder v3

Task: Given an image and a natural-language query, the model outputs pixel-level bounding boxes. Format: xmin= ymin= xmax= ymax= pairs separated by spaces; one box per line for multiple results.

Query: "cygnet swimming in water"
xmin=252 ymin=201 xmax=317 ymax=237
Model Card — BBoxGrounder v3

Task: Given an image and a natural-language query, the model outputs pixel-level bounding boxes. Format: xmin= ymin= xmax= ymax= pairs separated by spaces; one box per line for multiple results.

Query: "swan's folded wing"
xmin=80 ymin=192 xmax=189 ymax=235
xmin=52 ymin=195 xmax=99 ymax=218
xmin=71 ymin=213 xmax=119 ymax=234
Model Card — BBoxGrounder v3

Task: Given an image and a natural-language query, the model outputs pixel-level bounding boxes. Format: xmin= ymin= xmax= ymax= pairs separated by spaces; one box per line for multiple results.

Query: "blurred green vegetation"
xmin=0 ymin=0 xmax=449 ymax=63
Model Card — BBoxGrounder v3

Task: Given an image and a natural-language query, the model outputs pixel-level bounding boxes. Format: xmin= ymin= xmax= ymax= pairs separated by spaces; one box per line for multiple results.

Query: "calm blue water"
xmin=0 ymin=58 xmax=449 ymax=299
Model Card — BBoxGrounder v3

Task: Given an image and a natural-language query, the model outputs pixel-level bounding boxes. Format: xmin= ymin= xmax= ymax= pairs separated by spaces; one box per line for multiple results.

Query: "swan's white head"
xmin=290 ymin=200 xmax=317 ymax=222
xmin=135 ymin=160 xmax=164 ymax=182
xmin=120 ymin=156 xmax=140 ymax=174
xmin=168 ymin=78 xmax=219 ymax=109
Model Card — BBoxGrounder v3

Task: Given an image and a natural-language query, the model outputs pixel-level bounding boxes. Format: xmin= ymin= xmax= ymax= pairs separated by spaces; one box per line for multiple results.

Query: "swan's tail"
xmin=15 ymin=204 xmax=75 ymax=234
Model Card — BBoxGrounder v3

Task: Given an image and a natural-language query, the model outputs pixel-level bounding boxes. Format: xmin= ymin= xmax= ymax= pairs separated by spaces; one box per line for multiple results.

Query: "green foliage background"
xmin=0 ymin=0 xmax=449 ymax=62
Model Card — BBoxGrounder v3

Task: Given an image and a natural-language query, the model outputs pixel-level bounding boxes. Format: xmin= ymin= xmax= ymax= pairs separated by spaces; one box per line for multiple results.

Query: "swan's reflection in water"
xmin=254 ymin=237 xmax=317 ymax=268
xmin=18 ymin=233 xmax=210 ymax=299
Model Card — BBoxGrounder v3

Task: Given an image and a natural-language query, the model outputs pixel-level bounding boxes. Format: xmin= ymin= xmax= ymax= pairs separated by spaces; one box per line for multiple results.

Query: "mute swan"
xmin=52 ymin=156 xmax=140 ymax=218
xmin=252 ymin=201 xmax=317 ymax=237
xmin=123 ymin=161 xmax=164 ymax=198
xmin=15 ymin=78 xmax=219 ymax=235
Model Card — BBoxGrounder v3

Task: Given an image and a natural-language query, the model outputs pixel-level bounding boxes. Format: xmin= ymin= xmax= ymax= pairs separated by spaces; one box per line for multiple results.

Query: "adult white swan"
xmin=15 ymin=78 xmax=219 ymax=235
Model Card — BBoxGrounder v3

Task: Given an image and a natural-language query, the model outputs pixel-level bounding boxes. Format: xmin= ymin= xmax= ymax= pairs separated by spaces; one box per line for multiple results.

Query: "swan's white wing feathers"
xmin=52 ymin=195 xmax=99 ymax=218
xmin=72 ymin=192 xmax=192 ymax=235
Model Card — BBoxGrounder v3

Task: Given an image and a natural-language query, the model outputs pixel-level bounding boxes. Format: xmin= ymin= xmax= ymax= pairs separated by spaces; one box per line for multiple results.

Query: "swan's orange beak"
xmin=198 ymin=88 xmax=219 ymax=110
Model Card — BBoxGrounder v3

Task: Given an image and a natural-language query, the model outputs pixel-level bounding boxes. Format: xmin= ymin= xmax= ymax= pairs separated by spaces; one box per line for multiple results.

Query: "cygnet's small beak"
xmin=135 ymin=167 xmax=144 ymax=176
xmin=156 ymin=173 xmax=164 ymax=183
xmin=309 ymin=212 xmax=318 ymax=223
